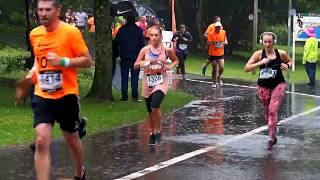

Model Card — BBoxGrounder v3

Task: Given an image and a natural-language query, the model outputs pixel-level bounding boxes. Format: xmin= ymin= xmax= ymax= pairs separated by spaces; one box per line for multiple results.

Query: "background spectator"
xmin=115 ymin=16 xmax=145 ymax=102
xmin=76 ymin=7 xmax=88 ymax=31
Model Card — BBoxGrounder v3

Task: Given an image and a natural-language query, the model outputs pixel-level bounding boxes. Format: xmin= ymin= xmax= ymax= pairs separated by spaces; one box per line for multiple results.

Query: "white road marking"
xmin=185 ymin=78 xmax=320 ymax=99
xmin=115 ymin=105 xmax=320 ymax=180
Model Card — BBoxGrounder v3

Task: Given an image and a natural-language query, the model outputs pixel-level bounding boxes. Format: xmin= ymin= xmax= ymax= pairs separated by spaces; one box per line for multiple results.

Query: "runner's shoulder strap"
xmin=261 ymin=49 xmax=267 ymax=59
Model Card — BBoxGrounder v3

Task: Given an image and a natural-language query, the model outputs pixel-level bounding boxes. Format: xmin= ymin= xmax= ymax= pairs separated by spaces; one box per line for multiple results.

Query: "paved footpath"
xmin=1 ymin=76 xmax=320 ymax=180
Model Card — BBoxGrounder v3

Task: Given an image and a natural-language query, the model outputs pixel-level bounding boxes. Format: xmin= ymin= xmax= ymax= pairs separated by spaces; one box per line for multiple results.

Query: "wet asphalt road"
xmin=1 ymin=76 xmax=320 ymax=180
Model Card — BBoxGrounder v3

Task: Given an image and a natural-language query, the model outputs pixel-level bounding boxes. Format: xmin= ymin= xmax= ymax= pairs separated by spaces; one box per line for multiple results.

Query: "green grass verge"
xmin=186 ymin=45 xmax=320 ymax=84
xmin=0 ymin=74 xmax=195 ymax=146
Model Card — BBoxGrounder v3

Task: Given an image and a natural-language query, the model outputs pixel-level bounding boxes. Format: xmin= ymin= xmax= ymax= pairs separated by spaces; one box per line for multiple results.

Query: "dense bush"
xmin=264 ymin=24 xmax=288 ymax=45
xmin=0 ymin=47 xmax=30 ymax=73
xmin=9 ymin=11 xmax=25 ymax=25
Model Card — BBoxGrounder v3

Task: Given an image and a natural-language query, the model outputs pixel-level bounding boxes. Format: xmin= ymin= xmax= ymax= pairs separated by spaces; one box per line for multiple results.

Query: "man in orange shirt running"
xmin=202 ymin=16 xmax=227 ymax=77
xmin=27 ymin=0 xmax=92 ymax=179
xmin=206 ymin=22 xmax=227 ymax=88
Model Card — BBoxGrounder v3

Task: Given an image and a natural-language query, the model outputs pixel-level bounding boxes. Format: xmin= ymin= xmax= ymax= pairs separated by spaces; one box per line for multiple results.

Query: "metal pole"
xmin=253 ymin=0 xmax=258 ymax=52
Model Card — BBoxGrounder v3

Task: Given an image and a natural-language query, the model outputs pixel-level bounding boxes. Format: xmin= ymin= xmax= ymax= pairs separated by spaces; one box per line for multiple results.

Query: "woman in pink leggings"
xmin=134 ymin=25 xmax=179 ymax=145
xmin=244 ymin=32 xmax=292 ymax=150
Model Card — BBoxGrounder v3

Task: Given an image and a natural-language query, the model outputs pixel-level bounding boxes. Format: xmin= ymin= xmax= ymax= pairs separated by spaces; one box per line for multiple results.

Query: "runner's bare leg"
xmin=212 ymin=61 xmax=217 ymax=83
xmin=64 ymin=132 xmax=84 ymax=178
xmin=34 ymin=124 xmax=52 ymax=180
xmin=148 ymin=113 xmax=156 ymax=134
xmin=217 ymin=59 xmax=225 ymax=81
xmin=152 ymin=108 xmax=162 ymax=133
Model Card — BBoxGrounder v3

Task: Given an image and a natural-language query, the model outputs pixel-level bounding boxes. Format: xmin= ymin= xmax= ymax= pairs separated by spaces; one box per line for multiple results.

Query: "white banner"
xmin=294 ymin=13 xmax=320 ymax=41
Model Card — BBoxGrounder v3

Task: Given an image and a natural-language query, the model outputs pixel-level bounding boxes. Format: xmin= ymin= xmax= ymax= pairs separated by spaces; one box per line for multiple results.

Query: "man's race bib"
xmin=38 ymin=70 xmax=63 ymax=93
xmin=215 ymin=42 xmax=223 ymax=49
xmin=147 ymin=74 xmax=163 ymax=88
xmin=179 ymin=44 xmax=188 ymax=50
xmin=259 ymin=68 xmax=277 ymax=79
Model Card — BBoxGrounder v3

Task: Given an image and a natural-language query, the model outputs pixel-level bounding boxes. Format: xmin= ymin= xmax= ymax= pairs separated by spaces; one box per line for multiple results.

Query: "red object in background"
xmin=171 ymin=0 xmax=176 ymax=33
xmin=171 ymin=0 xmax=177 ymax=50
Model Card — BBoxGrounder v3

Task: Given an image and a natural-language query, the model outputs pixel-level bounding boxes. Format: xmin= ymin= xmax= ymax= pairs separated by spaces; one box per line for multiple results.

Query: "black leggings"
xmin=176 ymin=51 xmax=187 ymax=75
xmin=145 ymin=90 xmax=165 ymax=113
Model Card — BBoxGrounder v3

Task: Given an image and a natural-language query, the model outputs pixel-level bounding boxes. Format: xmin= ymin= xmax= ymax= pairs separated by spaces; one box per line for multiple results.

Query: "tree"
xmin=86 ymin=0 xmax=114 ymax=101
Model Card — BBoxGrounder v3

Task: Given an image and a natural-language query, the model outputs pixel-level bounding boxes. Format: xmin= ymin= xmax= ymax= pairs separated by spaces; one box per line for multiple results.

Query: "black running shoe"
xmin=201 ymin=66 xmax=207 ymax=77
xmin=149 ymin=134 xmax=156 ymax=146
xmin=74 ymin=166 xmax=86 ymax=180
xmin=155 ymin=133 xmax=162 ymax=143
xmin=267 ymin=138 xmax=277 ymax=150
xmin=79 ymin=117 xmax=87 ymax=139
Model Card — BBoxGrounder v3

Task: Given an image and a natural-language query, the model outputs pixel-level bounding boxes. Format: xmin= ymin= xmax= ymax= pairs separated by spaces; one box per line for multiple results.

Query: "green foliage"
xmin=0 ymin=47 xmax=30 ymax=73
xmin=9 ymin=11 xmax=25 ymax=25
xmin=297 ymin=0 xmax=320 ymax=13
xmin=78 ymin=68 xmax=94 ymax=79
xmin=264 ymin=24 xmax=288 ymax=45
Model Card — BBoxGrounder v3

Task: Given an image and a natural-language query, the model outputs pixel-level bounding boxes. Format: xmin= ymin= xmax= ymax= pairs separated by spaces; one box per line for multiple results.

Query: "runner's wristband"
xmin=60 ymin=57 xmax=71 ymax=67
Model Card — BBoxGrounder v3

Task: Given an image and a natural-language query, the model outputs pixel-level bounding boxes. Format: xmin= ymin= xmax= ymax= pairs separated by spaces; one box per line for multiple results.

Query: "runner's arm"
xmin=244 ymin=50 xmax=264 ymax=72
xmin=224 ymin=32 xmax=228 ymax=45
xmin=185 ymin=32 xmax=193 ymax=42
xmin=68 ymin=52 xmax=92 ymax=68
xmin=47 ymin=52 xmax=92 ymax=68
xmin=26 ymin=58 xmax=37 ymax=80
xmin=279 ymin=50 xmax=293 ymax=70
xmin=166 ymin=48 xmax=179 ymax=69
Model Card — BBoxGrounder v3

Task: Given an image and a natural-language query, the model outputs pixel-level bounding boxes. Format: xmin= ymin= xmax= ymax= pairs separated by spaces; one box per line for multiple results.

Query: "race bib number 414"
xmin=147 ymin=74 xmax=163 ymax=88
xmin=39 ymin=70 xmax=63 ymax=93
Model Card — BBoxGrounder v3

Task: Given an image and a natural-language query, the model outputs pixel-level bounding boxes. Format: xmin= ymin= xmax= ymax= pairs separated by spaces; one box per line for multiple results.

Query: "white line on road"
xmin=115 ymin=105 xmax=320 ymax=180
xmin=185 ymin=78 xmax=320 ymax=99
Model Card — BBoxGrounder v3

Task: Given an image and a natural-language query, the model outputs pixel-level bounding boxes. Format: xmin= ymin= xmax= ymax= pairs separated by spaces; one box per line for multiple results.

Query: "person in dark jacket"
xmin=172 ymin=24 xmax=193 ymax=79
xmin=115 ymin=16 xmax=145 ymax=101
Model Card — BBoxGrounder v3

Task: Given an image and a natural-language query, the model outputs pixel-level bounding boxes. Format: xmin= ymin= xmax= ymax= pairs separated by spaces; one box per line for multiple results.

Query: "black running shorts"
xmin=144 ymin=90 xmax=165 ymax=113
xmin=33 ymin=94 xmax=81 ymax=133
xmin=208 ymin=55 xmax=224 ymax=62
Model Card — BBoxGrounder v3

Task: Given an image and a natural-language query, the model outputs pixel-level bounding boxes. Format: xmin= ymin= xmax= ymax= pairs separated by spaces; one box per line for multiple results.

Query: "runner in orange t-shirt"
xmin=202 ymin=16 xmax=227 ymax=77
xmin=26 ymin=1 xmax=92 ymax=179
xmin=206 ymin=22 xmax=227 ymax=88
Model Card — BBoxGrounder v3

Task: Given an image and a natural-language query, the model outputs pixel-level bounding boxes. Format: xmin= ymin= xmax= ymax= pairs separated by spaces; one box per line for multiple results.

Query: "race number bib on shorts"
xmin=147 ymin=74 xmax=163 ymax=88
xmin=215 ymin=42 xmax=223 ymax=48
xmin=39 ymin=70 xmax=63 ymax=93
xmin=259 ymin=68 xmax=277 ymax=79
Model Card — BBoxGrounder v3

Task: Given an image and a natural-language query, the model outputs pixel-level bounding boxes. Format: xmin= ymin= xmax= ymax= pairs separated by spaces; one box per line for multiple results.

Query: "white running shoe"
xmin=212 ymin=83 xmax=217 ymax=88
xmin=219 ymin=79 xmax=223 ymax=86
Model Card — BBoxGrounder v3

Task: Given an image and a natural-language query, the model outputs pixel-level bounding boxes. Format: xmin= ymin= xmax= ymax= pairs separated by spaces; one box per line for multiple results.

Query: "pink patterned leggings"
xmin=258 ymin=83 xmax=286 ymax=141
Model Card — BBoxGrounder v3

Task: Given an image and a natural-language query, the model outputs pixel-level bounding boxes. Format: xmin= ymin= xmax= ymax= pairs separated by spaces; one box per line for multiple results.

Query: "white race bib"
xmin=259 ymin=68 xmax=277 ymax=79
xmin=179 ymin=44 xmax=188 ymax=50
xmin=147 ymin=74 xmax=163 ymax=88
xmin=215 ymin=42 xmax=223 ymax=48
xmin=39 ymin=70 xmax=63 ymax=93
